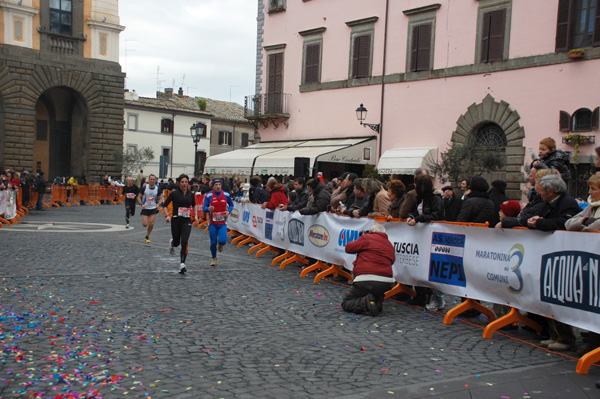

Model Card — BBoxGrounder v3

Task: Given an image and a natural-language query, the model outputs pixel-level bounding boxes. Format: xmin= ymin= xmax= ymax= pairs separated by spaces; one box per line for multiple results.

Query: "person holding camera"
xmin=341 ymin=224 xmax=396 ymax=317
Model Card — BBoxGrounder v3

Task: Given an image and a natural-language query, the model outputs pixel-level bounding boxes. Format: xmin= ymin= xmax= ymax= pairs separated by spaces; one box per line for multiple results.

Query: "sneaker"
xmin=217 ymin=244 xmax=224 ymax=252
xmin=169 ymin=239 xmax=175 ymax=255
xmin=179 ymin=263 xmax=187 ymax=274
xmin=145 ymin=236 xmax=151 ymax=243
xmin=547 ymin=342 xmax=572 ymax=351
xmin=426 ymin=296 xmax=445 ymax=312
xmin=211 ymin=258 xmax=217 ymax=266
xmin=126 ymin=223 xmax=129 ymax=229
xmin=365 ymin=293 xmax=380 ymax=317
xmin=540 ymin=339 xmax=556 ymax=347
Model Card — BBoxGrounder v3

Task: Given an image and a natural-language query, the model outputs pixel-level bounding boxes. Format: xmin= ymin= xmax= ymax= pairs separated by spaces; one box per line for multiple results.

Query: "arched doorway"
xmin=34 ymin=87 xmax=88 ymax=180
xmin=451 ymin=94 xmax=525 ymax=199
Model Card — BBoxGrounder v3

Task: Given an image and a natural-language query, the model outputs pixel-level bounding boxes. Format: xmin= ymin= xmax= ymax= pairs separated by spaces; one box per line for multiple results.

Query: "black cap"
xmin=441 ymin=185 xmax=453 ymax=192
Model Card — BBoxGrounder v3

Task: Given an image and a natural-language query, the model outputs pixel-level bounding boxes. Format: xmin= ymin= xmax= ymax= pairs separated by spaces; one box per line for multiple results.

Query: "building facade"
xmin=243 ymin=0 xmax=600 ymax=198
xmin=124 ymin=89 xmax=212 ymax=180
xmin=0 ymin=0 xmax=125 ymax=181
xmin=201 ymin=97 xmax=255 ymax=157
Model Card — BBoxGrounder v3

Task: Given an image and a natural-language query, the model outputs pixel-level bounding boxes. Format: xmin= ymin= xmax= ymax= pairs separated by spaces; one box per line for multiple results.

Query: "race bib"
xmin=212 ymin=211 xmax=226 ymax=222
xmin=178 ymin=207 xmax=191 ymax=218
xmin=126 ymin=193 xmax=136 ymax=199
xmin=146 ymin=197 xmax=156 ymax=205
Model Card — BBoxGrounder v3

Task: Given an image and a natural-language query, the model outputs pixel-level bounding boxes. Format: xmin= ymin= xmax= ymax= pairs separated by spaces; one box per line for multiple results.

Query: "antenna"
xmin=155 ymin=66 xmax=165 ymax=93
xmin=229 ymin=85 xmax=240 ymax=102
xmin=122 ymin=38 xmax=136 ymax=89
xmin=181 ymin=74 xmax=186 ymax=89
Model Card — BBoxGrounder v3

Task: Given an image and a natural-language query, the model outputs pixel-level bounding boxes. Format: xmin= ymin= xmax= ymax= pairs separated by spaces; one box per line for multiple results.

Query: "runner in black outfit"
xmin=162 ymin=174 xmax=197 ymax=274
xmin=122 ymin=177 xmax=139 ymax=228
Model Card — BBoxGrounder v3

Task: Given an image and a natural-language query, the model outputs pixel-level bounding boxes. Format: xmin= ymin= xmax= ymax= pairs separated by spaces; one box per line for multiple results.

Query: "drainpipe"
xmin=378 ymin=0 xmax=390 ymax=162
xmin=171 ymin=112 xmax=175 ymax=177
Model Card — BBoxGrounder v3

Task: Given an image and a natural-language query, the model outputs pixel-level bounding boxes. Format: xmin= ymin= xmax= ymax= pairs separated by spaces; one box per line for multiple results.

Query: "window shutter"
xmin=218 ymin=131 xmax=223 ymax=145
xmin=410 ymin=25 xmax=419 ymax=72
xmin=559 ymin=110 xmax=571 ymax=132
xmin=352 ymin=34 xmax=370 ymax=78
xmin=481 ymin=12 xmax=491 ymax=63
xmin=593 ymin=0 xmax=600 ymax=47
xmin=416 ymin=24 xmax=431 ymax=71
xmin=592 ymin=107 xmax=599 ymax=130
xmin=268 ymin=52 xmax=283 ymax=113
xmin=304 ymin=43 xmax=320 ymax=84
xmin=555 ymin=0 xmax=573 ymax=52
xmin=170 ymin=119 xmax=174 ymax=134
xmin=242 ymin=133 xmax=249 ymax=147
xmin=488 ymin=9 xmax=506 ymax=62
xmin=228 ymin=132 xmax=232 ymax=146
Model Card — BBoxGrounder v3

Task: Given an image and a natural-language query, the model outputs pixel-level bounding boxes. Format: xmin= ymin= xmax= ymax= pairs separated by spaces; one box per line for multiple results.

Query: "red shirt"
xmin=265 ymin=186 xmax=289 ymax=210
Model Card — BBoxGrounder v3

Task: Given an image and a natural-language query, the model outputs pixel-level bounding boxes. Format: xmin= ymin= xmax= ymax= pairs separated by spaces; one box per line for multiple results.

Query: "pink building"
xmin=206 ymin=0 xmax=600 ymax=198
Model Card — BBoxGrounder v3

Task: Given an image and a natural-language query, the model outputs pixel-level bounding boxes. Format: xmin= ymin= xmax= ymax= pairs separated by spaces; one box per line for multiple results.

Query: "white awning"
xmin=252 ymin=138 xmax=376 ymax=175
xmin=203 ymin=141 xmax=301 ymax=175
xmin=377 ymin=147 xmax=438 ymax=175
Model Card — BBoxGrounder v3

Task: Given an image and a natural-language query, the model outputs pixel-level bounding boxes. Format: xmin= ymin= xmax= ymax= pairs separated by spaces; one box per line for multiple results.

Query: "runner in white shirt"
xmin=137 ymin=174 xmax=161 ymax=243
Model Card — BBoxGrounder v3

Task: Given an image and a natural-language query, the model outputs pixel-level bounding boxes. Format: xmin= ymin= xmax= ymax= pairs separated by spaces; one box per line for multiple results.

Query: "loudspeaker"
xmin=293 ymin=157 xmax=310 ymax=177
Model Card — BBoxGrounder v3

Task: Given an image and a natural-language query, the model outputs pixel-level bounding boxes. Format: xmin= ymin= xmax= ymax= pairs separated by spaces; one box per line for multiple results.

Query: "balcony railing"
xmin=244 ymin=93 xmax=291 ymax=120
xmin=38 ymin=28 xmax=86 ymax=56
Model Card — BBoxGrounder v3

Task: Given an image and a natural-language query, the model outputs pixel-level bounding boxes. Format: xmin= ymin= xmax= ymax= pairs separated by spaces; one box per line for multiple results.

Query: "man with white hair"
xmin=342 ymin=224 xmax=396 ymax=317
xmin=526 ymin=174 xmax=579 ymax=231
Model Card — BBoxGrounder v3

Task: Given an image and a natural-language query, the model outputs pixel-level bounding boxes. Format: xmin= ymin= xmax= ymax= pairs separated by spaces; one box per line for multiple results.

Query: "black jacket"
xmin=501 ymin=195 xmax=545 ymax=228
xmin=287 ymin=187 xmax=309 ymax=211
xmin=536 ymin=150 xmax=571 ymax=183
xmin=457 ymin=192 xmax=495 ymax=224
xmin=299 ymin=181 xmax=331 ymax=215
xmin=35 ymin=176 xmax=47 ymax=194
xmin=408 ymin=194 xmax=445 ymax=223
xmin=529 ymin=194 xmax=580 ymax=231
xmin=345 ymin=194 xmax=367 ymax=217
xmin=443 ymin=194 xmax=462 ymax=221
xmin=342 ymin=186 xmax=356 ymax=210
xmin=250 ymin=185 xmax=268 ymax=204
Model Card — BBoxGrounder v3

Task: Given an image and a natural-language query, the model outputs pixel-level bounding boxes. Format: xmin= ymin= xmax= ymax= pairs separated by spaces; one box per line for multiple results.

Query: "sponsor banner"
xmin=0 ymin=190 xmax=17 ymax=219
xmin=228 ymin=202 xmax=600 ymax=334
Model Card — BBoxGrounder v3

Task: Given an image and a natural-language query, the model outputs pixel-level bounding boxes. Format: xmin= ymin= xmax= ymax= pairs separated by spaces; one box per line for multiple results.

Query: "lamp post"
xmin=190 ymin=122 xmax=205 ymax=177
xmin=355 ymin=103 xmax=380 ymax=133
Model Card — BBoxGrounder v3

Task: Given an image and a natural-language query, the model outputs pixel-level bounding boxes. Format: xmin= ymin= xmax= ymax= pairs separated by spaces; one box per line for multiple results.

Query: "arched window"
xmin=572 ymin=108 xmax=592 ymax=132
xmin=475 ymin=123 xmax=507 ymax=150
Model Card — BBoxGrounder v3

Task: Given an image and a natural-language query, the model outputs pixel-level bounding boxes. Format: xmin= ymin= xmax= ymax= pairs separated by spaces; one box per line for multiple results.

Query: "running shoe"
xmin=218 ymin=244 xmax=224 ymax=252
xmin=211 ymin=258 xmax=217 ymax=266
xmin=169 ymin=239 xmax=175 ymax=255
xmin=126 ymin=223 xmax=129 ymax=229
xmin=426 ymin=295 xmax=445 ymax=312
xmin=145 ymin=236 xmax=151 ymax=243
xmin=179 ymin=263 xmax=187 ymax=274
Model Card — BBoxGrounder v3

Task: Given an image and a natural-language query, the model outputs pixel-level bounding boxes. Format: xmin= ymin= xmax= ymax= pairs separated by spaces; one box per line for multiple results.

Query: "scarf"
xmin=587 ymin=196 xmax=600 ymax=218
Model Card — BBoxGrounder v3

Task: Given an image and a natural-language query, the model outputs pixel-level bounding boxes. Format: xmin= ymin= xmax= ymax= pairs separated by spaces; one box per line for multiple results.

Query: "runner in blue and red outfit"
xmin=203 ymin=178 xmax=234 ymax=266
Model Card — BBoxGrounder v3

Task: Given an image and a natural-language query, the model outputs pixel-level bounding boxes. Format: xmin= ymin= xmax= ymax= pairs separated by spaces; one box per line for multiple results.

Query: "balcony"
xmin=244 ymin=93 xmax=291 ymax=129
xmin=38 ymin=28 xmax=86 ymax=56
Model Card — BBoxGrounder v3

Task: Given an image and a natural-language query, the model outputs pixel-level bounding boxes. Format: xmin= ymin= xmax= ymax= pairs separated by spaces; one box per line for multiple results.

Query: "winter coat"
xmin=399 ymin=189 xmax=417 ymax=219
xmin=345 ymin=232 xmax=395 ymax=279
xmin=501 ymin=195 xmax=546 ymax=228
xmin=408 ymin=194 xmax=445 ymax=223
xmin=536 ymin=150 xmax=571 ymax=183
xmin=565 ymin=200 xmax=600 ymax=232
xmin=528 ymin=194 xmax=580 ymax=231
xmin=287 ymin=186 xmax=309 ymax=211
xmin=345 ymin=194 xmax=367 ymax=217
xmin=299 ymin=181 xmax=331 ymax=215
xmin=388 ymin=195 xmax=406 ymax=219
xmin=457 ymin=192 xmax=495 ymax=224
xmin=443 ymin=194 xmax=462 ymax=221
xmin=250 ymin=185 xmax=268 ymax=204
xmin=264 ymin=185 xmax=289 ymax=210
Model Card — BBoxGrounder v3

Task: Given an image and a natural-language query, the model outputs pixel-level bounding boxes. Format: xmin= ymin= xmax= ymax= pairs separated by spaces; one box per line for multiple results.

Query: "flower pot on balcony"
xmin=569 ymin=52 xmax=584 ymax=59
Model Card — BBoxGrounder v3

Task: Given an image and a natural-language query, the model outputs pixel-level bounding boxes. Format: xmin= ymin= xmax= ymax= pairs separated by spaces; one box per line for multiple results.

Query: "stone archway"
xmin=451 ymin=94 xmax=525 ymax=199
xmin=35 ymin=87 xmax=89 ymax=179
xmin=0 ymin=91 xmax=5 ymax=168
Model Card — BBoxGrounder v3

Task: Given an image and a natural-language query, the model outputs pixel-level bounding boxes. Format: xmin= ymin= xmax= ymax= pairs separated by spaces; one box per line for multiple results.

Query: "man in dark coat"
xmin=298 ymin=178 xmax=330 ymax=215
xmin=35 ymin=171 xmax=47 ymax=210
xmin=457 ymin=176 xmax=495 ymax=225
xmin=342 ymin=224 xmax=396 ymax=317
xmin=249 ymin=177 xmax=268 ymax=204
xmin=441 ymin=186 xmax=462 ymax=221
xmin=526 ymin=174 xmax=579 ymax=231
xmin=344 ymin=178 xmax=367 ymax=217
xmin=488 ymin=180 xmax=510 ymax=226
xmin=279 ymin=177 xmax=309 ymax=212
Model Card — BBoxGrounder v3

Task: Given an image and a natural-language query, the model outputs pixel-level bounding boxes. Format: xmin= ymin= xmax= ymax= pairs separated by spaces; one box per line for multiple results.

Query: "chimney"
xmin=164 ymin=88 xmax=174 ymax=96
xmin=178 ymin=87 xmax=184 ymax=96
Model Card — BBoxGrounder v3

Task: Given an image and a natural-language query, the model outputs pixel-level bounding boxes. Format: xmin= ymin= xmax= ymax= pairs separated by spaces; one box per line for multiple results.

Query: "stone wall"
xmin=0 ymin=44 xmax=125 ymax=180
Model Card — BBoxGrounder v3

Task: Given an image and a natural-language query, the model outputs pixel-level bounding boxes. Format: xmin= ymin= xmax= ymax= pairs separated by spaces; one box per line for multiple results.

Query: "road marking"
xmin=0 ymin=221 xmax=132 ymax=233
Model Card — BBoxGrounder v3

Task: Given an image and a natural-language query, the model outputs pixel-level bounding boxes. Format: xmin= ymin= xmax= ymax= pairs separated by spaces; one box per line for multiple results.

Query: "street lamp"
xmin=355 ymin=103 xmax=380 ymax=133
xmin=190 ymin=122 xmax=205 ymax=177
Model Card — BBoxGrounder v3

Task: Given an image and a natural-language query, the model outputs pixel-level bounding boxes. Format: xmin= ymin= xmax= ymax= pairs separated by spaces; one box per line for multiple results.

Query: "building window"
xmin=475 ymin=123 xmax=507 ymax=149
xmin=556 ymin=0 xmax=600 ymax=51
xmin=351 ymin=34 xmax=371 ymax=78
xmin=410 ymin=23 xmax=432 ymax=72
xmin=303 ymin=41 xmax=321 ymax=84
xmin=219 ymin=131 xmax=233 ymax=146
xmin=269 ymin=0 xmax=285 ymax=12
xmin=267 ymin=52 xmax=284 ymax=114
xmin=49 ymin=0 xmax=73 ymax=36
xmin=241 ymin=133 xmax=249 ymax=148
xmin=126 ymin=144 xmax=137 ymax=154
xmin=572 ymin=109 xmax=593 ymax=131
xmin=561 ymin=108 xmax=599 ymax=132
xmin=127 ymin=114 xmax=138 ymax=131
xmin=161 ymin=118 xmax=173 ymax=134
xmin=14 ymin=18 xmax=24 ymax=42
xmin=480 ymin=9 xmax=507 ymax=62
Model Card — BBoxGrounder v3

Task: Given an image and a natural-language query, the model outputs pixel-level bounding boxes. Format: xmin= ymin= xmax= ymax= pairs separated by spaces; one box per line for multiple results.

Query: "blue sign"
xmin=429 ymin=232 xmax=467 ymax=287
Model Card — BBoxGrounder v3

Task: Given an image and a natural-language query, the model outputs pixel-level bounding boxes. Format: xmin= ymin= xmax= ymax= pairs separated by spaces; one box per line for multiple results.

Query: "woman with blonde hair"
xmin=565 ymin=172 xmax=600 ymax=231
xmin=361 ymin=178 xmax=390 ymax=217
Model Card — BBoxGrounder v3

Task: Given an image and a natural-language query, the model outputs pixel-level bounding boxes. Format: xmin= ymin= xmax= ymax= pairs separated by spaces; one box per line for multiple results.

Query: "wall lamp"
xmin=355 ymin=103 xmax=380 ymax=133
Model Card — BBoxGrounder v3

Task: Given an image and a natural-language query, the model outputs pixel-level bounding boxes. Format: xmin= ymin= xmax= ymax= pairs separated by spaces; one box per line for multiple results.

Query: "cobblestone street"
xmin=1 ymin=205 xmax=598 ymax=398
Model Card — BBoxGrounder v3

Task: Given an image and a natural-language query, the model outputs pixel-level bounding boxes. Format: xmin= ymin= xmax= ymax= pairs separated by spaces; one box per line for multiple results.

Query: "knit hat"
xmin=308 ymin=178 xmax=320 ymax=190
xmin=469 ymin=176 xmax=489 ymax=193
xmin=500 ymin=200 xmax=521 ymax=217
xmin=491 ymin=180 xmax=507 ymax=191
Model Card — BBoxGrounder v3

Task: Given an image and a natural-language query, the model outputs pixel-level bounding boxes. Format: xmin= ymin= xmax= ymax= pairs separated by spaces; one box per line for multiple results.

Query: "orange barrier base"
xmin=384 ymin=283 xmax=417 ymax=300
xmin=248 ymin=242 xmax=267 ymax=255
xmin=256 ymin=245 xmax=279 ymax=258
xmin=443 ymin=298 xmax=496 ymax=325
xmin=314 ymin=264 xmax=353 ymax=283
xmin=300 ymin=260 xmax=329 ymax=278
xmin=576 ymin=347 xmax=600 ymax=374
xmin=0 ymin=216 xmax=11 ymax=226
xmin=279 ymin=253 xmax=309 ymax=270
xmin=231 ymin=234 xmax=247 ymax=245
xmin=483 ymin=307 xmax=542 ymax=338
xmin=228 ymin=230 xmax=241 ymax=237
xmin=237 ymin=236 xmax=260 ymax=248
xmin=197 ymin=220 xmax=208 ymax=229
xmin=271 ymin=250 xmax=293 ymax=266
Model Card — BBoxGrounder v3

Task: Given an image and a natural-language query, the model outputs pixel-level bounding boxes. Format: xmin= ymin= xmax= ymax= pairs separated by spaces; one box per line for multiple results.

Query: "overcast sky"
xmin=119 ymin=0 xmax=257 ymax=105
